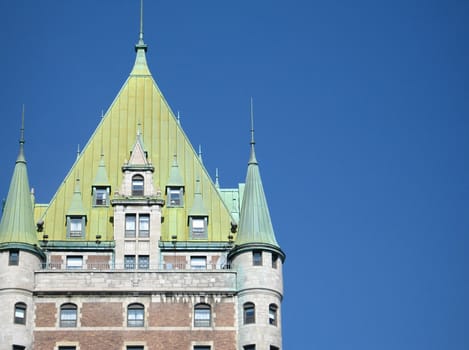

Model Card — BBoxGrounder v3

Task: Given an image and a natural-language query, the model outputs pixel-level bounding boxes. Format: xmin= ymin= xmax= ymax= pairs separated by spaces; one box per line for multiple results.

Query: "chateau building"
xmin=0 ymin=6 xmax=285 ymax=350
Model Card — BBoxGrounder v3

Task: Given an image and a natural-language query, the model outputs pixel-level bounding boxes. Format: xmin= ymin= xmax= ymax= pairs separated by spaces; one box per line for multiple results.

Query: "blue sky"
xmin=1 ymin=1 xmax=468 ymax=349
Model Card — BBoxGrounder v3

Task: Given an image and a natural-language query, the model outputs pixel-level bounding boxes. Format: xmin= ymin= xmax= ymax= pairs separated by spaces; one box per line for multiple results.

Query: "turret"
xmin=228 ymin=102 xmax=285 ymax=350
xmin=0 ymin=108 xmax=45 ymax=349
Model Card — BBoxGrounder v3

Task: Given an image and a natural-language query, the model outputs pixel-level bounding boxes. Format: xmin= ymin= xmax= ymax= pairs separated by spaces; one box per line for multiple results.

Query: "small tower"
xmin=228 ymin=103 xmax=285 ymax=350
xmin=0 ymin=109 xmax=45 ymax=349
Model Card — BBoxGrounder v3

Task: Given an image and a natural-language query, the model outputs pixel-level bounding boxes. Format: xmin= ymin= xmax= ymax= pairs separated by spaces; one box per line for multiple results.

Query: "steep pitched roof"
xmin=0 ymin=114 xmax=44 ymax=258
xmin=36 ymin=23 xmax=234 ymax=243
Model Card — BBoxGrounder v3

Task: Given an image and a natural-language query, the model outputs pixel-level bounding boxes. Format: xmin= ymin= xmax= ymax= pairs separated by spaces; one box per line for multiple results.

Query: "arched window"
xmin=243 ymin=302 xmax=255 ymax=324
xmin=127 ymin=303 xmax=144 ymax=327
xmin=60 ymin=303 xmax=77 ymax=327
xmin=194 ymin=303 xmax=211 ymax=327
xmin=131 ymin=175 xmax=144 ymax=196
xmin=14 ymin=302 xmax=26 ymax=324
xmin=269 ymin=304 xmax=278 ymax=326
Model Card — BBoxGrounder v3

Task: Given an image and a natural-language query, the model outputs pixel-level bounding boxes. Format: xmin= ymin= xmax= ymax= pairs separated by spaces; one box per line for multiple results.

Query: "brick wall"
xmin=149 ymin=302 xmax=190 ymax=327
xmin=35 ymin=303 xmax=56 ymax=327
xmin=81 ymin=302 xmax=123 ymax=327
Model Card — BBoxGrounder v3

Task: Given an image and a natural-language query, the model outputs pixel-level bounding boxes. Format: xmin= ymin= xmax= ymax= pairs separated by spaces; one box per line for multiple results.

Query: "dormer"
xmin=165 ymin=155 xmax=185 ymax=207
xmin=188 ymin=178 xmax=209 ymax=239
xmin=92 ymin=153 xmax=111 ymax=206
xmin=66 ymin=178 xmax=87 ymax=239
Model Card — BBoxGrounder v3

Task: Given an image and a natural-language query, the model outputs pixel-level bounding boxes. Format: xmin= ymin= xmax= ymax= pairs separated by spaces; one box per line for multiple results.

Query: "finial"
xmin=198 ymin=144 xmax=203 ymax=162
xmin=215 ymin=168 xmax=220 ymax=188
xmin=101 ymin=109 xmax=104 ymax=119
xmin=177 ymin=111 xmax=181 ymax=125
xmin=248 ymin=97 xmax=258 ymax=165
xmin=76 ymin=144 xmax=81 ymax=160
xmin=16 ymin=105 xmax=26 ymax=163
xmin=135 ymin=0 xmax=148 ymax=52
xmin=137 ymin=121 xmax=142 ymax=136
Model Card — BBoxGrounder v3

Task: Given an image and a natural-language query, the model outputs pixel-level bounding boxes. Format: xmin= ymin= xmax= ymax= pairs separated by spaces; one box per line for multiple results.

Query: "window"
xmin=139 ymin=214 xmax=150 ymax=237
xmin=67 ymin=216 xmax=85 ymax=238
xmin=126 ymin=347 xmax=144 ymax=350
xmin=243 ymin=346 xmax=256 ymax=350
xmin=138 ymin=255 xmax=149 ymax=269
xmin=14 ymin=303 xmax=26 ymax=324
xmin=125 ymin=214 xmax=136 ymax=237
xmin=269 ymin=304 xmax=278 ymax=326
xmin=167 ymin=187 xmax=183 ymax=207
xmin=194 ymin=303 xmax=211 ymax=327
xmin=270 ymin=346 xmax=280 ymax=350
xmin=132 ymin=175 xmax=144 ymax=196
xmin=66 ymin=256 xmax=83 ymax=269
xmin=93 ymin=187 xmax=109 ymax=206
xmin=125 ymin=255 xmax=136 ymax=269
xmin=272 ymin=253 xmax=278 ymax=269
xmin=190 ymin=217 xmax=207 ymax=239
xmin=193 ymin=347 xmax=211 ymax=350
xmin=190 ymin=256 xmax=207 ymax=270
xmin=243 ymin=302 xmax=255 ymax=324
xmin=60 ymin=303 xmax=77 ymax=327
xmin=253 ymin=251 xmax=262 ymax=266
xmin=58 ymin=347 xmax=76 ymax=350
xmin=127 ymin=303 xmax=144 ymax=327
xmin=13 ymin=346 xmax=26 ymax=350
xmin=9 ymin=250 xmax=19 ymax=266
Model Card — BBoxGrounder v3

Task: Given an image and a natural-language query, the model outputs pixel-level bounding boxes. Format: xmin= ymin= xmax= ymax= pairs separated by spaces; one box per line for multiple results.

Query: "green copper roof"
xmin=67 ymin=178 xmax=86 ymax=216
xmin=0 ymin=116 xmax=43 ymax=256
xmin=166 ymin=155 xmax=184 ymax=188
xmin=235 ymin=115 xmax=280 ymax=248
xmin=93 ymin=153 xmax=110 ymax=187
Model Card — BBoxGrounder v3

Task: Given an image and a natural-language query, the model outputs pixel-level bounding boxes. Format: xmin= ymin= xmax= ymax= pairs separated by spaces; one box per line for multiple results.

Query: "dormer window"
xmin=167 ymin=187 xmax=184 ymax=207
xmin=189 ymin=217 xmax=208 ymax=239
xmin=66 ymin=216 xmax=86 ymax=238
xmin=93 ymin=187 xmax=110 ymax=206
xmin=131 ymin=175 xmax=144 ymax=196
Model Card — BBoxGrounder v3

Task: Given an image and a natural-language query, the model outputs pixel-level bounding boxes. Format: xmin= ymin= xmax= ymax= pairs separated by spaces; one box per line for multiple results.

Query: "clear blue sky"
xmin=1 ymin=1 xmax=468 ymax=349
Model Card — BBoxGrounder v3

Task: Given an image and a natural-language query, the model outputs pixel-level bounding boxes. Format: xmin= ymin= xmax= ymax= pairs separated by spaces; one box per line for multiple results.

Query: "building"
xmin=0 ymin=6 xmax=285 ymax=350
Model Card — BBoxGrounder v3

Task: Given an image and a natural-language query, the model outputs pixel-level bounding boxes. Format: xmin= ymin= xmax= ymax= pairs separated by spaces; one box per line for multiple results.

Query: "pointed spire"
xmin=130 ymin=0 xmax=151 ymax=76
xmin=189 ymin=177 xmax=208 ymax=217
xmin=234 ymin=102 xmax=281 ymax=250
xmin=67 ymin=176 xmax=86 ymax=217
xmin=93 ymin=152 xmax=110 ymax=187
xmin=166 ymin=154 xmax=184 ymax=188
xmin=0 ymin=109 xmax=43 ymax=257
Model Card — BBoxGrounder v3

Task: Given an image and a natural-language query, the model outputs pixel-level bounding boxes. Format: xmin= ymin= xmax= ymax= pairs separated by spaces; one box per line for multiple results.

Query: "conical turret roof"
xmin=0 ymin=111 xmax=44 ymax=258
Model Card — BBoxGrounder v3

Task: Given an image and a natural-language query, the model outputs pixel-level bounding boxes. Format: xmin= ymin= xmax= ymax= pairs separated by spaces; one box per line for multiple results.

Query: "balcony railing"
xmin=39 ymin=262 xmax=231 ymax=271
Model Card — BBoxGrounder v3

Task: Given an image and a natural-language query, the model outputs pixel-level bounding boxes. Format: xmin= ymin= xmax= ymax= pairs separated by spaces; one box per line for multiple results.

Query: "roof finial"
xmin=135 ymin=0 xmax=147 ymax=52
xmin=17 ymin=105 xmax=26 ymax=163
xmin=198 ymin=144 xmax=203 ymax=163
xmin=249 ymin=97 xmax=258 ymax=165
xmin=76 ymin=144 xmax=81 ymax=161
xmin=215 ymin=168 xmax=220 ymax=189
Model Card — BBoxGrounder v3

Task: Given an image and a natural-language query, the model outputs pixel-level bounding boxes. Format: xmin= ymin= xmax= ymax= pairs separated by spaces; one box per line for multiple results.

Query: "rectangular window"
xmin=139 ymin=214 xmax=150 ymax=237
xmin=193 ymin=347 xmax=211 ymax=350
xmin=66 ymin=256 xmax=83 ymax=270
xmin=190 ymin=217 xmax=207 ymax=239
xmin=58 ymin=347 xmax=76 ymax=350
xmin=14 ymin=304 xmax=26 ymax=324
xmin=125 ymin=214 xmax=136 ymax=238
xmin=125 ymin=255 xmax=136 ymax=269
xmin=168 ymin=188 xmax=183 ymax=207
xmin=126 ymin=347 xmax=144 ymax=350
xmin=13 ymin=346 xmax=26 ymax=350
xmin=253 ymin=251 xmax=262 ymax=266
xmin=69 ymin=218 xmax=83 ymax=238
xmin=244 ymin=346 xmax=256 ymax=350
xmin=272 ymin=253 xmax=278 ymax=269
xmin=270 ymin=346 xmax=280 ymax=350
xmin=9 ymin=250 xmax=19 ymax=266
xmin=190 ymin=256 xmax=207 ymax=270
xmin=138 ymin=255 xmax=149 ymax=269
xmin=94 ymin=188 xmax=108 ymax=206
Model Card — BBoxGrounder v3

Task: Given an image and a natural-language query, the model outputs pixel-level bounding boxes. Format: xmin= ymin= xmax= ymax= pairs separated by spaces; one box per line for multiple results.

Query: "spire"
xmin=93 ymin=152 xmax=110 ymax=187
xmin=166 ymin=154 xmax=184 ymax=188
xmin=234 ymin=102 xmax=281 ymax=250
xmin=67 ymin=176 xmax=86 ymax=217
xmin=0 ymin=109 xmax=43 ymax=257
xmin=130 ymin=0 xmax=151 ymax=76
xmin=189 ymin=178 xmax=208 ymax=217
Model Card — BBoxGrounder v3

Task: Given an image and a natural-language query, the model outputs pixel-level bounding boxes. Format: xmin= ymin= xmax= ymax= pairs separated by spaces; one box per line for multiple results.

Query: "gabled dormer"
xmin=165 ymin=155 xmax=185 ymax=207
xmin=91 ymin=153 xmax=111 ymax=206
xmin=188 ymin=178 xmax=209 ymax=239
xmin=66 ymin=177 xmax=87 ymax=239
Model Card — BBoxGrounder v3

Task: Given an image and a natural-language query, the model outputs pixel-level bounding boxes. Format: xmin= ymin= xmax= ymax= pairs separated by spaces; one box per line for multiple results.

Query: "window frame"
xmin=66 ymin=216 xmax=86 ymax=239
xmin=93 ymin=186 xmax=110 ymax=207
xmin=125 ymin=255 xmax=136 ymax=269
xmin=252 ymin=251 xmax=263 ymax=266
xmin=189 ymin=216 xmax=208 ymax=239
xmin=194 ymin=303 xmax=211 ymax=327
xmin=60 ymin=303 xmax=78 ymax=328
xmin=167 ymin=187 xmax=184 ymax=207
xmin=243 ymin=302 xmax=255 ymax=324
xmin=269 ymin=304 xmax=278 ymax=326
xmin=138 ymin=255 xmax=149 ymax=269
xmin=66 ymin=256 xmax=83 ymax=270
xmin=127 ymin=303 xmax=145 ymax=327
xmin=138 ymin=214 xmax=150 ymax=237
xmin=125 ymin=214 xmax=137 ymax=238
xmin=14 ymin=302 xmax=26 ymax=325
